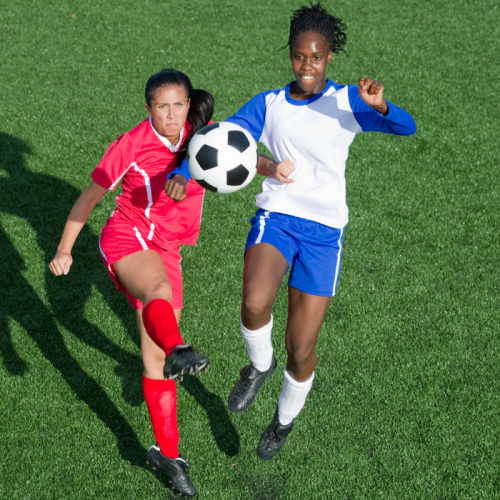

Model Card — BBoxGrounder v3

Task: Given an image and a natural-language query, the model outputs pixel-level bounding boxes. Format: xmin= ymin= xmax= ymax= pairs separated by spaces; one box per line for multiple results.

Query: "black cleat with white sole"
xmin=257 ymin=409 xmax=294 ymax=460
xmin=228 ymin=355 xmax=277 ymax=413
xmin=164 ymin=344 xmax=210 ymax=381
xmin=146 ymin=444 xmax=197 ymax=497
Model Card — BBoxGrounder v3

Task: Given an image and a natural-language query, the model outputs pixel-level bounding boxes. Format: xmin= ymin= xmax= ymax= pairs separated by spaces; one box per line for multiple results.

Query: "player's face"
xmin=146 ymin=85 xmax=190 ymax=144
xmin=290 ymin=31 xmax=332 ymax=96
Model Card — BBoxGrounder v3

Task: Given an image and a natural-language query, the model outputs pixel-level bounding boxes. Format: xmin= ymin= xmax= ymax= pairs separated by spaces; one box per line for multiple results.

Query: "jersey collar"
xmin=285 ymin=79 xmax=334 ymax=106
xmin=149 ymin=117 xmax=184 ymax=152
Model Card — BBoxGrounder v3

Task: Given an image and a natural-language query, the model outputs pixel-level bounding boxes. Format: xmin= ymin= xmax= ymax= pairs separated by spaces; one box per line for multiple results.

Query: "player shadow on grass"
xmin=181 ymin=376 xmax=240 ymax=456
xmin=0 ymin=223 xmax=146 ymax=466
xmin=0 ymin=132 xmax=144 ymax=407
xmin=0 ymin=132 xmax=148 ymax=466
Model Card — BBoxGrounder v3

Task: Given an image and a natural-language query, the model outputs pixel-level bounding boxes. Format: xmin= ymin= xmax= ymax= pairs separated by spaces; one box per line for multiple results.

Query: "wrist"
xmin=371 ymin=100 xmax=388 ymax=116
xmin=56 ymin=244 xmax=72 ymax=255
xmin=172 ymin=174 xmax=188 ymax=185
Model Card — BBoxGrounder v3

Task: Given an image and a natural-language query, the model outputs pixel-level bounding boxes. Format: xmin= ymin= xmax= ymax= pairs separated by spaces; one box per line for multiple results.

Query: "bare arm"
xmin=49 ymin=180 xmax=108 ymax=276
xmin=257 ymin=154 xmax=295 ymax=183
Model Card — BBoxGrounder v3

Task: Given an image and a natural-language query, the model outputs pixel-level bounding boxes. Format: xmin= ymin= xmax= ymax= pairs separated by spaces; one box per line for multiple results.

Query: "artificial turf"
xmin=1 ymin=0 xmax=499 ymax=498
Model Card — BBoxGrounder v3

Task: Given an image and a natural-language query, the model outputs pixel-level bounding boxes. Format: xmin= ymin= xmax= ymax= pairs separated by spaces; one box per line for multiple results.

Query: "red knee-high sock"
xmin=142 ymin=298 xmax=183 ymax=356
xmin=143 ymin=376 xmax=179 ymax=458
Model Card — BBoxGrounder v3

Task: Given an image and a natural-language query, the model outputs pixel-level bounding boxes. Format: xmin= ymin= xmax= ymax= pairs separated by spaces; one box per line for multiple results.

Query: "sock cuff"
xmin=143 ymin=298 xmax=173 ymax=316
xmin=240 ymin=315 xmax=273 ymax=337
xmin=283 ymin=368 xmax=314 ymax=388
xmin=143 ymin=375 xmax=175 ymax=391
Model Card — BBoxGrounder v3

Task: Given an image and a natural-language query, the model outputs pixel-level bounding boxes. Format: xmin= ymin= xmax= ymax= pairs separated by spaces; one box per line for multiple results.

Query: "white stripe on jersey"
xmin=255 ymin=211 xmax=270 ymax=244
xmin=147 ymin=223 xmax=155 ymax=241
xmin=134 ymin=227 xmax=149 ymax=250
xmin=109 ymin=161 xmax=136 ymax=191
xmin=133 ymin=165 xmax=153 ymax=218
xmin=332 ymin=228 xmax=344 ymax=296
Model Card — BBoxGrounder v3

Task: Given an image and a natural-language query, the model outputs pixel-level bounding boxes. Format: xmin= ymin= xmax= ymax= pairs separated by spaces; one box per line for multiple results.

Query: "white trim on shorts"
xmin=255 ymin=210 xmax=270 ymax=244
xmin=147 ymin=222 xmax=155 ymax=241
xmin=133 ymin=227 xmax=149 ymax=250
xmin=98 ymin=233 xmax=112 ymax=271
xmin=332 ymin=227 xmax=344 ymax=296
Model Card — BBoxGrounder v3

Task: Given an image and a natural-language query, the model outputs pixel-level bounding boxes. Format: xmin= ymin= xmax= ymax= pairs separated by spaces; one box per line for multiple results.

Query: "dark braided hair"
xmin=145 ymin=69 xmax=214 ymax=157
xmin=286 ymin=2 xmax=347 ymax=55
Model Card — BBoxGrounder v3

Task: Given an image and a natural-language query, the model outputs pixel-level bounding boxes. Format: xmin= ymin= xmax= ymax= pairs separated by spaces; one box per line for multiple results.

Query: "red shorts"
xmin=98 ymin=215 xmax=183 ymax=310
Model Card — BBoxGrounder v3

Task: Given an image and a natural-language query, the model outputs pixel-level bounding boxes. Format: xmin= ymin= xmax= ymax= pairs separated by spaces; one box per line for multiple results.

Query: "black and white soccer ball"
xmin=188 ymin=122 xmax=258 ymax=194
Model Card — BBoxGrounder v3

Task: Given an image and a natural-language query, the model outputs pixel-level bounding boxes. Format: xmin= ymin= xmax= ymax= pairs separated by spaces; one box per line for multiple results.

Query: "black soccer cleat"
xmin=257 ymin=409 xmax=294 ymax=460
xmin=164 ymin=344 xmax=210 ymax=381
xmin=146 ymin=444 xmax=197 ymax=497
xmin=227 ymin=355 xmax=277 ymax=413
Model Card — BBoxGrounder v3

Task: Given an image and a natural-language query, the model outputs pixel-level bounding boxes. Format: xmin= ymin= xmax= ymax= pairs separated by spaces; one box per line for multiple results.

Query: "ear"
xmin=327 ymin=51 xmax=333 ymax=64
xmin=145 ymin=103 xmax=153 ymax=117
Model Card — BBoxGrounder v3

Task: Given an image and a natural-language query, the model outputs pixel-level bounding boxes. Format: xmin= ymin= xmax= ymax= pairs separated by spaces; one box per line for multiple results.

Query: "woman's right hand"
xmin=49 ymin=251 xmax=73 ymax=276
xmin=270 ymin=160 xmax=295 ymax=183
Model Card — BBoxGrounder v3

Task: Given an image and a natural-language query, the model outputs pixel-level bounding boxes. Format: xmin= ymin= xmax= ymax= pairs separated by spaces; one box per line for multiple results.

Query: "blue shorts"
xmin=245 ymin=209 xmax=345 ymax=297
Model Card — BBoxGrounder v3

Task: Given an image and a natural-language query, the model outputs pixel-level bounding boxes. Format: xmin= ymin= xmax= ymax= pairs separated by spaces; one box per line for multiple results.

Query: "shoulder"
xmin=250 ymin=85 xmax=287 ymax=104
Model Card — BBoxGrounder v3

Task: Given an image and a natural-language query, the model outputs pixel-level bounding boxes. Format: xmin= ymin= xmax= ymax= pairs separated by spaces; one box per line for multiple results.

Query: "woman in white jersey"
xmin=224 ymin=2 xmax=417 ymax=459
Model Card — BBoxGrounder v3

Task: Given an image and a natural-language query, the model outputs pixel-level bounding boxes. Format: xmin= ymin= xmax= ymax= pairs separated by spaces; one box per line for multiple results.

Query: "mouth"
xmin=300 ymin=75 xmax=315 ymax=80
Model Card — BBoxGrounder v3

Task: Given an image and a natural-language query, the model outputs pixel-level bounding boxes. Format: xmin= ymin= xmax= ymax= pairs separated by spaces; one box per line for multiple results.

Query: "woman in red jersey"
xmin=49 ymin=69 xmax=213 ymax=498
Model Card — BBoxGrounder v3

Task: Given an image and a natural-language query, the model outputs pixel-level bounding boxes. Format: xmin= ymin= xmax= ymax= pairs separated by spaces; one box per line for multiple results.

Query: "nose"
xmin=301 ymin=57 xmax=313 ymax=71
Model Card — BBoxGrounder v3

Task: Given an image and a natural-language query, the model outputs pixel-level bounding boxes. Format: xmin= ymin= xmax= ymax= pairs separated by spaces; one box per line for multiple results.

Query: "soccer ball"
xmin=188 ymin=122 xmax=258 ymax=194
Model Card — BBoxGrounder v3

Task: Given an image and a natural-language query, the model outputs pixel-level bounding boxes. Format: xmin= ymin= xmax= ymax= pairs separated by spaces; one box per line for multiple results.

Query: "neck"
xmin=290 ymin=79 xmax=327 ymax=100
xmin=165 ymin=133 xmax=180 ymax=146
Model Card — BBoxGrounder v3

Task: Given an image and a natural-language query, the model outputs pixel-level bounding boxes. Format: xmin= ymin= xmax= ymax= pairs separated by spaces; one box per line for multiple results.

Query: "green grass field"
xmin=1 ymin=0 xmax=499 ymax=498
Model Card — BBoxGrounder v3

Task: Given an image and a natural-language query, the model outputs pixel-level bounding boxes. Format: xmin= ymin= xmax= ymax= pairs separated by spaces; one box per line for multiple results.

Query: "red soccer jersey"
xmin=91 ymin=118 xmax=204 ymax=250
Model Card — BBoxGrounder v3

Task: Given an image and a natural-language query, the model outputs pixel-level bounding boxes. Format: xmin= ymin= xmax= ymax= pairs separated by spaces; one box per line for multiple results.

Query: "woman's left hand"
xmin=358 ymin=78 xmax=388 ymax=115
xmin=165 ymin=174 xmax=188 ymax=202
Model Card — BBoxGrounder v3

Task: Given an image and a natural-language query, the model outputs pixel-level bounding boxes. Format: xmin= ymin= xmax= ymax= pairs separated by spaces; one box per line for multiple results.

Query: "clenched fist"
xmin=165 ymin=174 xmax=188 ymax=202
xmin=358 ymin=78 xmax=388 ymax=115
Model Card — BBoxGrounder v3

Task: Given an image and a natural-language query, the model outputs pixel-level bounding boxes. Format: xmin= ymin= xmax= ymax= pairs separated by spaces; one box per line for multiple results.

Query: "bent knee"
xmin=242 ymin=291 xmax=274 ymax=320
xmin=144 ymin=279 xmax=172 ymax=304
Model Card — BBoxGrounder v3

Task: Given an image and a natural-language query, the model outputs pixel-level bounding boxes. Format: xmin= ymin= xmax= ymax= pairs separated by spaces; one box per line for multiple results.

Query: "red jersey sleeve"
xmin=91 ymin=133 xmax=135 ymax=190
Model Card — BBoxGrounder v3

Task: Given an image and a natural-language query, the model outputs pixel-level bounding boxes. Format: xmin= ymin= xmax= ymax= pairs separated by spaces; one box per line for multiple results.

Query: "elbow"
xmin=407 ymin=120 xmax=417 ymax=136
xmin=398 ymin=120 xmax=417 ymax=137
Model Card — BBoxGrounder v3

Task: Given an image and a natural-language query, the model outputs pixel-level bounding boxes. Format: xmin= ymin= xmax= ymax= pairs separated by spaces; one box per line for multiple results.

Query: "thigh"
xmin=161 ymin=245 xmax=183 ymax=310
xmin=112 ymin=249 xmax=171 ymax=305
xmin=243 ymin=210 xmax=298 ymax=305
xmin=243 ymin=242 xmax=290 ymax=304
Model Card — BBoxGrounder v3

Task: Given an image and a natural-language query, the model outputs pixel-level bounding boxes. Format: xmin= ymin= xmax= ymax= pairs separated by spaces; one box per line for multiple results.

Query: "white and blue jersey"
xmin=225 ymin=79 xmax=416 ymax=228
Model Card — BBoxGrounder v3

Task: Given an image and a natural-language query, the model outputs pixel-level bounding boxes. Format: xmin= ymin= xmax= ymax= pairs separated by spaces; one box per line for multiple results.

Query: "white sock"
xmin=240 ymin=316 xmax=274 ymax=372
xmin=278 ymin=369 xmax=314 ymax=425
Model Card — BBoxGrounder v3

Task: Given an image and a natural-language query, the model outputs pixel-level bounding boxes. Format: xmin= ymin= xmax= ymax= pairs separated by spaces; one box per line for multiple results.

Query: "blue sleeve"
xmin=167 ymin=157 xmax=191 ymax=181
xmin=226 ymin=91 xmax=274 ymax=142
xmin=348 ymin=85 xmax=416 ymax=136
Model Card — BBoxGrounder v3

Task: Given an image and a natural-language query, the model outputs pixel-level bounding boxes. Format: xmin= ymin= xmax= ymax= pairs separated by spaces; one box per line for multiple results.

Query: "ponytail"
xmin=178 ymin=88 xmax=214 ymax=157
xmin=145 ymin=69 xmax=214 ymax=158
